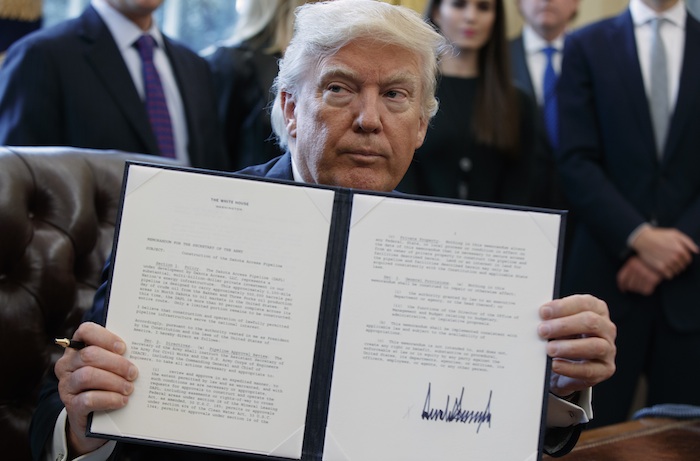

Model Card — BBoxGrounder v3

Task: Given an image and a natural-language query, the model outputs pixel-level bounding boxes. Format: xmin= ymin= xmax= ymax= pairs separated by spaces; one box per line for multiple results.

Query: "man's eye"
xmin=385 ymin=90 xmax=407 ymax=100
xmin=328 ymin=85 xmax=343 ymax=93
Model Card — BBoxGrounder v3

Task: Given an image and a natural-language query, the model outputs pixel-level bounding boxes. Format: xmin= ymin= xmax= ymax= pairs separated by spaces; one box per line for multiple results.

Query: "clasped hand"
xmin=618 ymin=227 xmax=698 ymax=296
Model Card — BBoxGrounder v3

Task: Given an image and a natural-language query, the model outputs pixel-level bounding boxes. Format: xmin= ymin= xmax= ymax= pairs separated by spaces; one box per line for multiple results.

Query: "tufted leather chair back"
xmin=0 ymin=146 xmax=177 ymax=461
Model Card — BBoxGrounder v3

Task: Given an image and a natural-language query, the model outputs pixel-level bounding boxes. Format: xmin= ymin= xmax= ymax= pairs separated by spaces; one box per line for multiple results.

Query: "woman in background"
xmin=399 ymin=0 xmax=538 ymax=205
xmin=205 ymin=0 xmax=317 ymax=170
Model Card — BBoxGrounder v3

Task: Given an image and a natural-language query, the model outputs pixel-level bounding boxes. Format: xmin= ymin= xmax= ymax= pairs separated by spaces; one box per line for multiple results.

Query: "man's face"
xmin=640 ymin=0 xmax=680 ymax=12
xmin=106 ymin=0 xmax=163 ymax=28
xmin=517 ymin=0 xmax=579 ymax=39
xmin=282 ymin=39 xmax=429 ymax=192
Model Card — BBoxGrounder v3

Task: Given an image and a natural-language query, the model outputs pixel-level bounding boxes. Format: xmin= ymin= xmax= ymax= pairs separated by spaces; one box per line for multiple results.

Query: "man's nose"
xmin=353 ymin=93 xmax=382 ymax=133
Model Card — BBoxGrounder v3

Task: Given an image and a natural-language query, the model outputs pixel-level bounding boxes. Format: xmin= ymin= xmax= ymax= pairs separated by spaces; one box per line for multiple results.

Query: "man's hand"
xmin=617 ymin=256 xmax=662 ymax=296
xmin=55 ymin=322 xmax=138 ymax=456
xmin=631 ymin=226 xmax=698 ymax=279
xmin=538 ymin=295 xmax=616 ymax=397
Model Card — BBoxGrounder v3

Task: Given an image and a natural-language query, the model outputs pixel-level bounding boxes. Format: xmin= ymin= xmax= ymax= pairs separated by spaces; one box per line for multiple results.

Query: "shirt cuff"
xmin=47 ymin=408 xmax=116 ymax=461
xmin=627 ymin=223 xmax=652 ymax=248
xmin=547 ymin=387 xmax=592 ymax=427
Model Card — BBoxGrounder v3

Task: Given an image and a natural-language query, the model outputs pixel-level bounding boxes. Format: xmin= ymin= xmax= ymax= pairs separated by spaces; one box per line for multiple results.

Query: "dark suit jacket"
xmin=509 ymin=35 xmax=568 ymax=211
xmin=557 ymin=10 xmax=700 ymax=330
xmin=0 ymin=5 xmax=229 ymax=171
xmin=30 ymin=153 xmax=579 ymax=459
xmin=205 ymin=44 xmax=285 ymax=170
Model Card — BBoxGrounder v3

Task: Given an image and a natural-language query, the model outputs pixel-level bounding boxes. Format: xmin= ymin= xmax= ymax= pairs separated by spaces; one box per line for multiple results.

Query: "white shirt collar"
xmin=522 ymin=24 xmax=566 ymax=55
xmin=630 ymin=0 xmax=686 ymax=28
xmin=91 ymin=0 xmax=164 ymax=52
xmin=290 ymin=152 xmax=304 ymax=183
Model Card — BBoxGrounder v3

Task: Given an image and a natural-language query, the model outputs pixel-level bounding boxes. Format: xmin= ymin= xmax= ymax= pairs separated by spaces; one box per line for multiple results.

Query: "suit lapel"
xmin=78 ymin=6 xmax=159 ymax=155
xmin=510 ymin=37 xmax=535 ymax=99
xmin=609 ymin=11 xmax=656 ymax=157
xmin=265 ymin=152 xmax=294 ymax=180
xmin=664 ymin=13 xmax=700 ymax=162
xmin=164 ymin=38 xmax=194 ymax=159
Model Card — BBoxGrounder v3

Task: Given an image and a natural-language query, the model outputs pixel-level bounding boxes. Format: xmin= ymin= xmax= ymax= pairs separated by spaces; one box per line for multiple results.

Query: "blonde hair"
xmin=229 ymin=0 xmax=319 ymax=54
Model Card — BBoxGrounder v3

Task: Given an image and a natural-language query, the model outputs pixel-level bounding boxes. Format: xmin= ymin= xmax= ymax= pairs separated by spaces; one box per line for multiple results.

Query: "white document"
xmin=323 ymin=194 xmax=560 ymax=461
xmin=89 ymin=164 xmax=562 ymax=460
xmin=90 ymin=165 xmax=335 ymax=458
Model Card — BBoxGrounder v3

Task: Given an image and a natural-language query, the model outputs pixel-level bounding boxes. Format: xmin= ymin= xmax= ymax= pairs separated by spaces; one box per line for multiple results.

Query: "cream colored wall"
xmin=383 ymin=0 xmax=428 ymax=14
xmin=506 ymin=0 xmax=629 ymax=38
xmin=383 ymin=0 xmax=631 ymax=36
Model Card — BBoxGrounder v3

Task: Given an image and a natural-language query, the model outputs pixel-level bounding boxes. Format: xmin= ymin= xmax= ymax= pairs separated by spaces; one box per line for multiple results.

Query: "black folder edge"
xmin=300 ymin=188 xmax=352 ymax=460
xmin=539 ymin=207 xmax=567 ymax=460
xmin=86 ymin=161 xmax=568 ymax=461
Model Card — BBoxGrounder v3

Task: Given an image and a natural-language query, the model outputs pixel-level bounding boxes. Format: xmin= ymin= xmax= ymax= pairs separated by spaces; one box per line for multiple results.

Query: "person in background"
xmin=0 ymin=0 xmax=229 ymax=171
xmin=30 ymin=1 xmax=615 ymax=459
xmin=510 ymin=0 xmax=579 ymax=210
xmin=0 ymin=0 xmax=42 ymax=66
xmin=398 ymin=0 xmax=538 ymax=206
xmin=204 ymin=0 xmax=319 ymax=170
xmin=558 ymin=0 xmax=700 ymax=428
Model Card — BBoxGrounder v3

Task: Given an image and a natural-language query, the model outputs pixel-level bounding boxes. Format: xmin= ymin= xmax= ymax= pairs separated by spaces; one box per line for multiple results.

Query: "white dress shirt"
xmin=521 ymin=25 xmax=566 ymax=106
xmin=91 ymin=0 xmax=189 ymax=164
xmin=627 ymin=0 xmax=686 ymax=246
xmin=630 ymin=0 xmax=686 ymax=115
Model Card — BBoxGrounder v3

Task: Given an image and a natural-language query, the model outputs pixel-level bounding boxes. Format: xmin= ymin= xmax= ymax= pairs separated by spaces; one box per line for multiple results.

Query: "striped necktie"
xmin=542 ymin=46 xmax=559 ymax=150
xmin=134 ymin=34 xmax=176 ymax=159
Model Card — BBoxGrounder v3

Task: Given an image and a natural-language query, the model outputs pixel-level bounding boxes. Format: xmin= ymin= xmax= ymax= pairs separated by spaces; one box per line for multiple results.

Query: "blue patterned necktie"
xmin=649 ymin=17 xmax=669 ymax=158
xmin=135 ymin=35 xmax=176 ymax=159
xmin=542 ymin=46 xmax=559 ymax=150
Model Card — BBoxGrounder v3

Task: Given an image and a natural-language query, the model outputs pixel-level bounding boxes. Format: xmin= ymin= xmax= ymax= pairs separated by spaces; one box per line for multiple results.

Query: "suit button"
xmin=459 ymin=157 xmax=472 ymax=172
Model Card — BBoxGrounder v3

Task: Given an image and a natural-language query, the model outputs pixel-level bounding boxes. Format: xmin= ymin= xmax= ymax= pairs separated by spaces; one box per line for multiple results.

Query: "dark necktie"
xmin=649 ymin=17 xmax=669 ymax=158
xmin=542 ymin=46 xmax=559 ymax=150
xmin=134 ymin=34 xmax=176 ymax=159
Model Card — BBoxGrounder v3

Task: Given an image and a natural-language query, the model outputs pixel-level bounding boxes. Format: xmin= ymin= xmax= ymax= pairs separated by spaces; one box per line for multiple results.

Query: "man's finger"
xmin=546 ymin=336 xmax=615 ymax=362
xmin=64 ymin=365 xmax=136 ymax=398
xmin=550 ymin=358 xmax=616 ymax=387
xmin=67 ymin=389 xmax=131 ymax=418
xmin=538 ymin=310 xmax=616 ymax=343
xmin=72 ymin=322 xmax=127 ymax=355
xmin=540 ymin=294 xmax=609 ymax=320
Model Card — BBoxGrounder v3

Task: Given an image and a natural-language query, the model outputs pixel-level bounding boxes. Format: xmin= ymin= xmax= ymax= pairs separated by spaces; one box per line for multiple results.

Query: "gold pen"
xmin=54 ymin=338 xmax=86 ymax=350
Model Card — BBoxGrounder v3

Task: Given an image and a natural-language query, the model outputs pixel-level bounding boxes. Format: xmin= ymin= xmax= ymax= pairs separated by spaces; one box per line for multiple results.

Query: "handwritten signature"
xmin=421 ymin=383 xmax=492 ymax=433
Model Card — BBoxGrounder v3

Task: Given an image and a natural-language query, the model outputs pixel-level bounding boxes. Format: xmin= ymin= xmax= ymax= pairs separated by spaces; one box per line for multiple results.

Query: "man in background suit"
xmin=510 ymin=0 xmax=579 ymax=210
xmin=31 ymin=1 xmax=616 ymax=460
xmin=0 ymin=0 xmax=229 ymax=171
xmin=558 ymin=0 xmax=700 ymax=428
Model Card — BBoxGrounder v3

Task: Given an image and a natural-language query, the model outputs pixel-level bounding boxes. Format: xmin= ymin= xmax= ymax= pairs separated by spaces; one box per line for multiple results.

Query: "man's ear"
xmin=281 ymin=91 xmax=297 ymax=139
xmin=415 ymin=115 xmax=429 ymax=150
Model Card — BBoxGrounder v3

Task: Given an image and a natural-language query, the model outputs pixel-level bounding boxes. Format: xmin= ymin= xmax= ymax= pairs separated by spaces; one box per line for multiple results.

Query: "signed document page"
xmin=323 ymin=195 xmax=561 ymax=461
xmin=89 ymin=165 xmax=335 ymax=458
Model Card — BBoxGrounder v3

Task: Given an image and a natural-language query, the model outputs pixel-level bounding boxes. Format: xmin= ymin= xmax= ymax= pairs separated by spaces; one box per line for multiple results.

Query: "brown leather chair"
xmin=0 ymin=146 xmax=176 ymax=461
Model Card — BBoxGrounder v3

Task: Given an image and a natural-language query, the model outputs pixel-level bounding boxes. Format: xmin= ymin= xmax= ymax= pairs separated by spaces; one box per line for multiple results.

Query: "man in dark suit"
xmin=0 ymin=0 xmax=229 ymax=171
xmin=30 ymin=2 xmax=616 ymax=459
xmin=558 ymin=0 xmax=700 ymax=428
xmin=510 ymin=0 xmax=579 ymax=210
